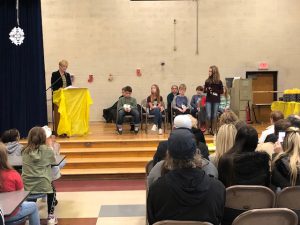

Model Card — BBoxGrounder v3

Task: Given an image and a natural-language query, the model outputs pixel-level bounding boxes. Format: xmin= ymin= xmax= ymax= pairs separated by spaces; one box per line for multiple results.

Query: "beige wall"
xmin=42 ymin=0 xmax=300 ymax=121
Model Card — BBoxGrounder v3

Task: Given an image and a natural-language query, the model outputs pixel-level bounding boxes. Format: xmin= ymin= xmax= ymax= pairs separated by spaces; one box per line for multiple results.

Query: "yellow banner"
xmin=53 ymin=88 xmax=93 ymax=136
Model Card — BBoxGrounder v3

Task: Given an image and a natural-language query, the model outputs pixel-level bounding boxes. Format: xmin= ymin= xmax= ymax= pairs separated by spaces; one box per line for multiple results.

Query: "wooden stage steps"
xmin=20 ymin=122 xmax=218 ymax=178
xmin=59 ymin=138 xmax=164 ymax=177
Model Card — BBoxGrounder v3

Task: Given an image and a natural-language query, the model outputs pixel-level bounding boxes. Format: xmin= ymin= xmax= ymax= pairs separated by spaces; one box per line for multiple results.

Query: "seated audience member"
xmin=272 ymin=127 xmax=300 ymax=188
xmin=259 ymin=111 xmax=284 ymax=143
xmin=147 ymin=129 xmax=225 ymax=225
xmin=167 ymin=85 xmax=178 ymax=125
xmin=116 ymin=86 xmax=140 ymax=134
xmin=218 ymin=110 xmax=238 ymax=127
xmin=176 ymin=115 xmax=208 ymax=158
xmin=0 ymin=143 xmax=40 ymax=225
xmin=287 ymin=114 xmax=300 ymax=128
xmin=1 ymin=128 xmax=22 ymax=159
xmin=22 ymin=127 xmax=58 ymax=225
xmin=152 ymin=115 xmax=208 ymax=167
xmin=218 ymin=125 xmax=270 ymax=188
xmin=147 ymin=149 xmax=218 ymax=189
xmin=171 ymin=83 xmax=190 ymax=116
xmin=209 ymin=124 xmax=237 ymax=167
xmin=43 ymin=126 xmax=66 ymax=180
xmin=218 ymin=86 xmax=230 ymax=113
xmin=147 ymin=84 xmax=164 ymax=135
xmin=256 ymin=119 xmax=291 ymax=159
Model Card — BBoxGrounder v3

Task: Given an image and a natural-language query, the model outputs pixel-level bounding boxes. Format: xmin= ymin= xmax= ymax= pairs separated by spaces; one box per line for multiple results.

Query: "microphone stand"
xmin=46 ymin=75 xmax=63 ymax=136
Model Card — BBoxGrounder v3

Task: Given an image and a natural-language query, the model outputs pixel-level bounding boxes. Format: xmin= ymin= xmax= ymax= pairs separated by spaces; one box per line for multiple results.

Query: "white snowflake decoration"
xmin=9 ymin=27 xmax=25 ymax=46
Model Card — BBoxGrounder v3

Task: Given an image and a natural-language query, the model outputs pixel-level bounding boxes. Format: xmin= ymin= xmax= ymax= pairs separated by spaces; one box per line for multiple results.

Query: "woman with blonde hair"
xmin=209 ymin=124 xmax=237 ymax=167
xmin=272 ymin=127 xmax=300 ymax=188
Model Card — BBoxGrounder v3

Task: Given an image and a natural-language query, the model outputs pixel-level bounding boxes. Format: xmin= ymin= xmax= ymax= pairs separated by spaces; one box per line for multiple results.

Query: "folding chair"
xmin=232 ymin=208 xmax=298 ymax=225
xmin=276 ymin=186 xmax=300 ymax=224
xmin=140 ymin=99 xmax=167 ymax=134
xmin=153 ymin=220 xmax=213 ymax=225
xmin=223 ymin=185 xmax=276 ymax=225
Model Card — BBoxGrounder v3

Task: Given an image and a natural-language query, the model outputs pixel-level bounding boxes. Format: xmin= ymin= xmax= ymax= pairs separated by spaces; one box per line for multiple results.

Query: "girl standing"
xmin=204 ymin=65 xmax=224 ymax=135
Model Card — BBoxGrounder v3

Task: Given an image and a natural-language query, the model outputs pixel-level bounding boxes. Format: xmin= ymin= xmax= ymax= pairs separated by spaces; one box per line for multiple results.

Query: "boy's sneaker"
xmin=158 ymin=128 xmax=163 ymax=135
xmin=47 ymin=214 xmax=58 ymax=225
xmin=117 ymin=128 xmax=123 ymax=135
xmin=134 ymin=127 xmax=139 ymax=134
xmin=151 ymin=124 xmax=157 ymax=132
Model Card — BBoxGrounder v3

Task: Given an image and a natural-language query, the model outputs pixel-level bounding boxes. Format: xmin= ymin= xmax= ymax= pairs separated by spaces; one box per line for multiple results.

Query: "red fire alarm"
xmin=136 ymin=68 xmax=142 ymax=77
xmin=258 ymin=62 xmax=269 ymax=70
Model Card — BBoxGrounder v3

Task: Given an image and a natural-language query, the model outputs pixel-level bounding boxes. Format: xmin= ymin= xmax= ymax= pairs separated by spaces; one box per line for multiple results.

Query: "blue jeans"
xmin=149 ymin=108 xmax=162 ymax=129
xmin=5 ymin=201 xmax=40 ymax=225
xmin=117 ymin=109 xmax=140 ymax=126
xmin=206 ymin=102 xmax=219 ymax=121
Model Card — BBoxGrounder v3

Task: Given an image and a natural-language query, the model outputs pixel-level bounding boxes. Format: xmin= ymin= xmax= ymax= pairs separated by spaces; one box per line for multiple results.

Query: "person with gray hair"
xmin=147 ymin=129 xmax=225 ymax=225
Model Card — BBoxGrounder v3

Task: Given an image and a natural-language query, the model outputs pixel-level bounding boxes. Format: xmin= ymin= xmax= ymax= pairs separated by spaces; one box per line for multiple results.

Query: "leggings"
xmin=47 ymin=182 xmax=57 ymax=214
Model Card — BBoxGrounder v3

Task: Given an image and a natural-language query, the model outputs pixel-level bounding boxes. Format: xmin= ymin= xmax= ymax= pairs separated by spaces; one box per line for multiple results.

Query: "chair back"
xmin=145 ymin=160 xmax=154 ymax=176
xmin=153 ymin=220 xmax=213 ymax=225
xmin=223 ymin=185 xmax=275 ymax=225
xmin=232 ymin=208 xmax=298 ymax=225
xmin=276 ymin=186 xmax=300 ymax=224
xmin=226 ymin=185 xmax=275 ymax=209
xmin=0 ymin=208 xmax=4 ymax=225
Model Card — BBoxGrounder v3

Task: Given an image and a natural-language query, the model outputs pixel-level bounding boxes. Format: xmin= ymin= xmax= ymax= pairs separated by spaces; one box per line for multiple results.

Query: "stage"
xmin=20 ymin=121 xmax=266 ymax=178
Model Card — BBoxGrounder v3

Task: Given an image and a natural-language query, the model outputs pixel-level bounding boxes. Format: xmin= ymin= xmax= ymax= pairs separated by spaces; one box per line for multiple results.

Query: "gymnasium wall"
xmin=41 ymin=0 xmax=300 ymax=121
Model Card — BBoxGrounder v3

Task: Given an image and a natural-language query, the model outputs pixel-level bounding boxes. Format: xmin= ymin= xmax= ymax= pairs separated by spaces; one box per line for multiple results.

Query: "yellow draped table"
xmin=53 ymin=88 xmax=93 ymax=136
xmin=271 ymin=101 xmax=300 ymax=118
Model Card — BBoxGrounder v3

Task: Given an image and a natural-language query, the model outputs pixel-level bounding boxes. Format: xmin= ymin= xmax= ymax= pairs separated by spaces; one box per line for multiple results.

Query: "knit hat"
xmin=173 ymin=114 xmax=192 ymax=129
xmin=168 ymin=129 xmax=197 ymax=160
xmin=42 ymin=125 xmax=52 ymax=138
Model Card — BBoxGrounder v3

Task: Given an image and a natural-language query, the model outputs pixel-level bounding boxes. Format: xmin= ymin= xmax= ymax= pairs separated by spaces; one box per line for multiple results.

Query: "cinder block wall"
xmin=41 ymin=0 xmax=300 ymax=121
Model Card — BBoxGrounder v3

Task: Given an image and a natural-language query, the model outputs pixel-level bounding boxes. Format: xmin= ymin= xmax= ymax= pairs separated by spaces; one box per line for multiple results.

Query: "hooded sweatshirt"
xmin=5 ymin=141 xmax=23 ymax=156
xmin=22 ymin=144 xmax=56 ymax=194
xmin=147 ymin=168 xmax=225 ymax=225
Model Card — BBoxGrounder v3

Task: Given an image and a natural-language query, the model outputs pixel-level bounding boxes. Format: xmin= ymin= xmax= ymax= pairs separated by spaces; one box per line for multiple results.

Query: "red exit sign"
xmin=259 ymin=62 xmax=269 ymax=70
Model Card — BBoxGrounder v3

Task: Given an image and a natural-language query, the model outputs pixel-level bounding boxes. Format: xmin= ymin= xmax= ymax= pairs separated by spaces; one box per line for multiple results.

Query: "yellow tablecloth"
xmin=53 ymin=88 xmax=93 ymax=136
xmin=271 ymin=101 xmax=300 ymax=118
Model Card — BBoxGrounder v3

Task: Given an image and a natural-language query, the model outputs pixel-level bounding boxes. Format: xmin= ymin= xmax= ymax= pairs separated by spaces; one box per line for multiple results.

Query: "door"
xmin=246 ymin=71 xmax=278 ymax=123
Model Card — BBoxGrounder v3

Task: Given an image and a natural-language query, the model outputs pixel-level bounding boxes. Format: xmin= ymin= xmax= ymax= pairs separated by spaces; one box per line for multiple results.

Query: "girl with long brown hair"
xmin=22 ymin=127 xmax=58 ymax=225
xmin=204 ymin=65 xmax=224 ymax=135
xmin=147 ymin=84 xmax=164 ymax=135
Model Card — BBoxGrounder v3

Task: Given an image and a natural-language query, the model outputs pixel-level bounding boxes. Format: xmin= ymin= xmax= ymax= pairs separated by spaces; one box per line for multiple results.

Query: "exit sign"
xmin=259 ymin=62 xmax=269 ymax=70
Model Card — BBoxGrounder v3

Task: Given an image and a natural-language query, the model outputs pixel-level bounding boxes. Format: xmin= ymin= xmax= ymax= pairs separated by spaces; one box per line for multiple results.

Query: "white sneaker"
xmin=151 ymin=124 xmax=157 ymax=132
xmin=158 ymin=128 xmax=163 ymax=135
xmin=47 ymin=214 xmax=58 ymax=225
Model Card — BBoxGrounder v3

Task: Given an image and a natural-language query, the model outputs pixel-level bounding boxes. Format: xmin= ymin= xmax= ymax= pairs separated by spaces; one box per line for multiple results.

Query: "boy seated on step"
xmin=116 ymin=86 xmax=140 ymax=134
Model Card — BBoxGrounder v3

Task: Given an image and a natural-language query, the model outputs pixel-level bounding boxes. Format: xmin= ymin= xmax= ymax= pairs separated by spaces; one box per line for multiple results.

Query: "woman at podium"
xmin=51 ymin=60 xmax=72 ymax=137
xmin=51 ymin=60 xmax=72 ymax=91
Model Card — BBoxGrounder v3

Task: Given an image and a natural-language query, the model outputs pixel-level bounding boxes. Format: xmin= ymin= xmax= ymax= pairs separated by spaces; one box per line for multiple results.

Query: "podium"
xmin=53 ymin=88 xmax=93 ymax=136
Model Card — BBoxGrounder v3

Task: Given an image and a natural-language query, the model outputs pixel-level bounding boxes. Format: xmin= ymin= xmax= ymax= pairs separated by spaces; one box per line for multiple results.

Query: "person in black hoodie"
xmin=218 ymin=125 xmax=270 ymax=188
xmin=147 ymin=129 xmax=225 ymax=225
